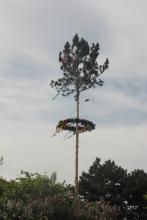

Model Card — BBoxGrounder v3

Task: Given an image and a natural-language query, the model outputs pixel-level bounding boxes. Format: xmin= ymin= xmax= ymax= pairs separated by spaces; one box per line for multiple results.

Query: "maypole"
xmin=75 ymin=70 xmax=80 ymax=196
xmin=50 ymin=34 xmax=109 ymax=197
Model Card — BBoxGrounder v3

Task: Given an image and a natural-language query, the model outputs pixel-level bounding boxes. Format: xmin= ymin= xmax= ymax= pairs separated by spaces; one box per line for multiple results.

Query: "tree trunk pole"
xmin=75 ymin=73 xmax=80 ymax=198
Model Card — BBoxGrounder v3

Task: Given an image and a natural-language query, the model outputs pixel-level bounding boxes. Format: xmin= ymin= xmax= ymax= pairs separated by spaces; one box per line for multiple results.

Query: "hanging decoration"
xmin=56 ymin=118 xmax=95 ymax=134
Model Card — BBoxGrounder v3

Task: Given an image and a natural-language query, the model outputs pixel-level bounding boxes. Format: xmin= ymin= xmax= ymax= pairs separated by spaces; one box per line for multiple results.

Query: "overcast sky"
xmin=0 ymin=0 xmax=147 ymax=183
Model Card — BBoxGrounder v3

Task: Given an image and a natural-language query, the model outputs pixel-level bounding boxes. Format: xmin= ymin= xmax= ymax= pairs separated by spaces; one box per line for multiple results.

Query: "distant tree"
xmin=122 ymin=169 xmax=147 ymax=219
xmin=79 ymin=157 xmax=147 ymax=219
xmin=79 ymin=157 xmax=127 ymax=205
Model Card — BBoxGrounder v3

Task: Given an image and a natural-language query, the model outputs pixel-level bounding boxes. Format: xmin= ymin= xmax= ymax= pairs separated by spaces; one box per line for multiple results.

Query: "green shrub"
xmin=0 ymin=172 xmax=118 ymax=220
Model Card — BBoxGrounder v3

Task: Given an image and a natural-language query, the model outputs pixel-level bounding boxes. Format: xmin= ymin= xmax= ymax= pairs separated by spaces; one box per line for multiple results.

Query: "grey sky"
xmin=0 ymin=0 xmax=147 ymax=183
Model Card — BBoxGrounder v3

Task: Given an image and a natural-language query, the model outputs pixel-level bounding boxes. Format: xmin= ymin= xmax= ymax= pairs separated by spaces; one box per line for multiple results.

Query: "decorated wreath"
xmin=55 ymin=118 xmax=95 ymax=136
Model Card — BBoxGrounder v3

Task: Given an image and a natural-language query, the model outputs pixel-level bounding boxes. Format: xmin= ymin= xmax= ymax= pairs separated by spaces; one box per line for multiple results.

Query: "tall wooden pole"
xmin=75 ymin=72 xmax=79 ymax=197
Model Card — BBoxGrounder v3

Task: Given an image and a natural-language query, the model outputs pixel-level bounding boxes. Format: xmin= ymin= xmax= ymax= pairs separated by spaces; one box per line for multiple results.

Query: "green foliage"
xmin=143 ymin=194 xmax=147 ymax=200
xmin=0 ymin=171 xmax=117 ymax=220
xmin=79 ymin=158 xmax=127 ymax=205
xmin=0 ymin=178 xmax=8 ymax=202
xmin=122 ymin=169 xmax=147 ymax=218
xmin=79 ymin=157 xmax=147 ymax=219
xmin=50 ymin=34 xmax=109 ymax=97
xmin=0 ymin=171 xmax=66 ymax=203
xmin=1 ymin=162 xmax=147 ymax=219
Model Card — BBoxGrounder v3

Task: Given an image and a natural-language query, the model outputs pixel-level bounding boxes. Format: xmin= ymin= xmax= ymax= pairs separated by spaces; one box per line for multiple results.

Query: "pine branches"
xmin=50 ymin=34 xmax=109 ymax=98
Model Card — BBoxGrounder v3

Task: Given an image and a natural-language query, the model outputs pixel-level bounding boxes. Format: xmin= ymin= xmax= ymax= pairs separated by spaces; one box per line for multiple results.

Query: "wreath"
xmin=54 ymin=118 xmax=95 ymax=137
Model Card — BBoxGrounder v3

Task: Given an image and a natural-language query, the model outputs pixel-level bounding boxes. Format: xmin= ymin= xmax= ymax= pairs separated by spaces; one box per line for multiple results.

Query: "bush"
xmin=0 ymin=196 xmax=118 ymax=220
xmin=0 ymin=171 xmax=118 ymax=220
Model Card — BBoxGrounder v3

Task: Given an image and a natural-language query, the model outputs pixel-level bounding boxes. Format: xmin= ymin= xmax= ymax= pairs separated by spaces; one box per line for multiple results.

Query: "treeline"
xmin=79 ymin=158 xmax=147 ymax=219
xmin=0 ymin=171 xmax=117 ymax=220
xmin=0 ymin=158 xmax=147 ymax=220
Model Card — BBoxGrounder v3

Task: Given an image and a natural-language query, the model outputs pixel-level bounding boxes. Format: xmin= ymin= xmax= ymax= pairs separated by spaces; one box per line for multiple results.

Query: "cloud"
xmin=0 ymin=54 xmax=51 ymax=81
xmin=78 ymin=76 xmax=147 ymax=127
xmin=0 ymin=0 xmax=115 ymax=65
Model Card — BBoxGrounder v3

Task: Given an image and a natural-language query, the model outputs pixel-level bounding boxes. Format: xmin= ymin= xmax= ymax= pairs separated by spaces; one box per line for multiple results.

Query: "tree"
xmin=122 ymin=169 xmax=147 ymax=219
xmin=79 ymin=157 xmax=127 ymax=205
xmin=51 ymin=34 xmax=109 ymax=196
xmin=79 ymin=157 xmax=147 ymax=219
